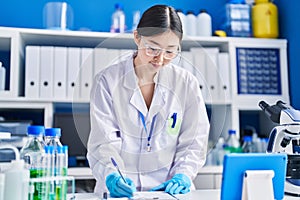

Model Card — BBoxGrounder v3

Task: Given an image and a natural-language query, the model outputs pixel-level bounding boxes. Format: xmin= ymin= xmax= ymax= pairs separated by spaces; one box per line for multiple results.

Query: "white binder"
xmin=181 ymin=51 xmax=194 ymax=75
xmin=119 ymin=49 xmax=133 ymax=62
xmin=80 ymin=48 xmax=93 ymax=101
xmin=53 ymin=47 xmax=67 ymax=99
xmin=107 ymin=49 xmax=121 ymax=66
xmin=40 ymin=46 xmax=54 ymax=99
xmin=204 ymin=47 xmax=219 ymax=103
xmin=218 ymin=53 xmax=231 ymax=101
xmin=25 ymin=46 xmax=40 ymax=98
xmin=190 ymin=47 xmax=207 ymax=102
xmin=93 ymin=48 xmax=108 ymax=77
xmin=67 ymin=47 xmax=81 ymax=100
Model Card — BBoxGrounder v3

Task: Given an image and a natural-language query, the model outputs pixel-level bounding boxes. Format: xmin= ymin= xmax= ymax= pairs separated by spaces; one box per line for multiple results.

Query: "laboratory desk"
xmin=68 ymin=190 xmax=300 ymax=200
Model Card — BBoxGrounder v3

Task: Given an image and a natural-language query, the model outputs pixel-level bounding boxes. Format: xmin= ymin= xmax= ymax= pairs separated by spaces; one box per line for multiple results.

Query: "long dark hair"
xmin=137 ymin=5 xmax=183 ymax=40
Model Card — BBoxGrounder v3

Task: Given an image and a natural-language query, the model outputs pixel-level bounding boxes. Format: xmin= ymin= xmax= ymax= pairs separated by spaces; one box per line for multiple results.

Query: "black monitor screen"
xmin=54 ymin=112 xmax=90 ymax=164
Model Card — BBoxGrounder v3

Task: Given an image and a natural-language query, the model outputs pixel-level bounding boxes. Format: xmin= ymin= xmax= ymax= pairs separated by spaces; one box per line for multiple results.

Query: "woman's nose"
xmin=154 ymin=51 xmax=165 ymax=62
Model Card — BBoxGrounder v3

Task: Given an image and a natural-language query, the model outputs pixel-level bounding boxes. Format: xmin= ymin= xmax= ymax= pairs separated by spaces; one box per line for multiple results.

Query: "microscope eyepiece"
xmin=259 ymin=101 xmax=269 ymax=111
xmin=259 ymin=100 xmax=281 ymax=123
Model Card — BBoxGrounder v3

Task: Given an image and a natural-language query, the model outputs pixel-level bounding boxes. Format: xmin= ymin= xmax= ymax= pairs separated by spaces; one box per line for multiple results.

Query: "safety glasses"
xmin=140 ymin=37 xmax=181 ymax=60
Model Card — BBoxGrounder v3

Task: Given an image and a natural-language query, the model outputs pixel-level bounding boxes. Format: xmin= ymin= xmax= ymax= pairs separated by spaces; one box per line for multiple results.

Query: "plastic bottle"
xmin=252 ymin=0 xmax=278 ymax=38
xmin=225 ymin=129 xmax=242 ymax=153
xmin=215 ymin=137 xmax=226 ymax=165
xmin=252 ymin=132 xmax=260 ymax=152
xmin=196 ymin=10 xmax=212 ymax=37
xmin=185 ymin=11 xmax=197 ymax=36
xmin=45 ymin=128 xmax=63 ymax=149
xmin=110 ymin=3 xmax=126 ymax=33
xmin=3 ymin=160 xmax=30 ymax=200
xmin=20 ymin=125 xmax=47 ymax=200
xmin=0 ymin=62 xmax=6 ymax=91
xmin=131 ymin=10 xmax=140 ymax=32
xmin=176 ymin=9 xmax=187 ymax=35
xmin=242 ymin=136 xmax=254 ymax=153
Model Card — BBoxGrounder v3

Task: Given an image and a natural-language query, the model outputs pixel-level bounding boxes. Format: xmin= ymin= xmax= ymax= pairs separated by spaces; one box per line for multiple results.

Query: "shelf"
xmin=0 ymin=26 xmax=290 ymax=151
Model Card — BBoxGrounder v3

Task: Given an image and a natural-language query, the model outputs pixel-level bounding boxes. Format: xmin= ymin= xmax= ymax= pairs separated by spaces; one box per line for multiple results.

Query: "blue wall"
xmin=275 ymin=0 xmax=300 ymax=110
xmin=0 ymin=0 xmax=299 ymax=109
xmin=0 ymin=0 xmax=226 ymax=32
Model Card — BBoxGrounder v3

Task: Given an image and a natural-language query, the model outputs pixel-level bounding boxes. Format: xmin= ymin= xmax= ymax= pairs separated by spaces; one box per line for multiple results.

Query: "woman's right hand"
xmin=105 ymin=172 xmax=136 ymax=197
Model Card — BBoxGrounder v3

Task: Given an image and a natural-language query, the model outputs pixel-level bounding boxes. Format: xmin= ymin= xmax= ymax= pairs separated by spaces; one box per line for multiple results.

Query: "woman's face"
xmin=134 ymin=30 xmax=181 ymax=73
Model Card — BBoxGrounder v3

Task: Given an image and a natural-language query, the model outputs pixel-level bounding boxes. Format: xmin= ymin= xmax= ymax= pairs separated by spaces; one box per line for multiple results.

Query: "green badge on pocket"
xmin=167 ymin=113 xmax=181 ymax=135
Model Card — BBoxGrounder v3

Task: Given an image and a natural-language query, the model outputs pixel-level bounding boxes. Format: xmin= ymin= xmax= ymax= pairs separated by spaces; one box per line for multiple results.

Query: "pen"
xmin=171 ymin=113 xmax=177 ymax=128
xmin=111 ymin=157 xmax=127 ymax=183
xmin=102 ymin=192 xmax=108 ymax=200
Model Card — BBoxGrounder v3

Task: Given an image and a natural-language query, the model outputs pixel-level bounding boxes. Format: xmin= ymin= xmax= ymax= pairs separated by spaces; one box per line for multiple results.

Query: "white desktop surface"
xmin=68 ymin=190 xmax=300 ymax=200
xmin=68 ymin=190 xmax=220 ymax=200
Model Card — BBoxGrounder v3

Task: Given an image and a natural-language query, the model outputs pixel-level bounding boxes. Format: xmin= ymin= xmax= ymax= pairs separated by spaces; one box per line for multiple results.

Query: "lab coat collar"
xmin=124 ymin=54 xmax=174 ymax=117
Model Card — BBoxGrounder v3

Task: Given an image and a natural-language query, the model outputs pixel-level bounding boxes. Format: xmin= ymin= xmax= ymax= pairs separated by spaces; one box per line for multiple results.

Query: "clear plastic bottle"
xmin=110 ymin=3 xmax=126 ymax=33
xmin=214 ymin=137 xmax=226 ymax=165
xmin=20 ymin=125 xmax=47 ymax=200
xmin=225 ymin=129 xmax=241 ymax=153
xmin=196 ymin=9 xmax=212 ymax=36
xmin=131 ymin=10 xmax=140 ymax=32
xmin=45 ymin=128 xmax=63 ymax=148
xmin=242 ymin=136 xmax=254 ymax=153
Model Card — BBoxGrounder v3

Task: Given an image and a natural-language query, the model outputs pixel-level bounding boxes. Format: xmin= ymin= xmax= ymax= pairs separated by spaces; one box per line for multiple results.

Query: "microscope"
xmin=259 ymin=100 xmax=300 ymax=196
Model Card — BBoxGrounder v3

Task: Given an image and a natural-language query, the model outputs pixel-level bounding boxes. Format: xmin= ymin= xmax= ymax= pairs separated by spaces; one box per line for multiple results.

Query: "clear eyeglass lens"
xmin=141 ymin=37 xmax=179 ymax=60
xmin=145 ymin=46 xmax=178 ymax=59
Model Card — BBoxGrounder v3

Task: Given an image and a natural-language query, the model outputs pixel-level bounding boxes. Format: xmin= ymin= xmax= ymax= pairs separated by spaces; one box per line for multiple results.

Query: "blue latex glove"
xmin=150 ymin=174 xmax=191 ymax=195
xmin=105 ymin=172 xmax=136 ymax=197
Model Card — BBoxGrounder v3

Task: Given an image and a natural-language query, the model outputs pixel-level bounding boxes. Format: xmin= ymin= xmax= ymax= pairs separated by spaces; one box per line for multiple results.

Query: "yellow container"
xmin=252 ymin=0 xmax=278 ymax=38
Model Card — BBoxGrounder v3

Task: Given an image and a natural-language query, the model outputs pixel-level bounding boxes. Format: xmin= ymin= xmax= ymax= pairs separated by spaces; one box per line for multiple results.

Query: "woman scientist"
xmin=87 ymin=4 xmax=210 ymax=198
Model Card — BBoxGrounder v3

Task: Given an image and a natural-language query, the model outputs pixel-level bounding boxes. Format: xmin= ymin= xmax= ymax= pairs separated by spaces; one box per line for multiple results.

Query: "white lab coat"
xmin=87 ymin=53 xmax=210 ymax=194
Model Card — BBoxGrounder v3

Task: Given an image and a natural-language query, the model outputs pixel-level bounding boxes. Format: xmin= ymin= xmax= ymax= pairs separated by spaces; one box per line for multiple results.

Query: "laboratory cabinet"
xmin=0 ymin=26 xmax=289 ymax=147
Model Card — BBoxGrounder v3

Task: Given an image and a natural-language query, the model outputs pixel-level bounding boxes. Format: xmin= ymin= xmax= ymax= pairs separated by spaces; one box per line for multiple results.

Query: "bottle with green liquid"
xmin=20 ymin=125 xmax=48 ymax=200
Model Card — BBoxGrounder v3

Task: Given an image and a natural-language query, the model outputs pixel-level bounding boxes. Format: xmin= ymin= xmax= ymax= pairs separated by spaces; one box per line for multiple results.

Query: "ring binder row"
xmin=176 ymin=48 xmax=231 ymax=104
xmin=25 ymin=45 xmax=232 ymax=103
xmin=25 ymin=46 xmax=134 ymax=102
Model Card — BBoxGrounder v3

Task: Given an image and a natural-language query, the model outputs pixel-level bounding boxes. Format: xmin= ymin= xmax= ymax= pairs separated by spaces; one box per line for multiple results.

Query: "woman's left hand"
xmin=150 ymin=173 xmax=191 ymax=195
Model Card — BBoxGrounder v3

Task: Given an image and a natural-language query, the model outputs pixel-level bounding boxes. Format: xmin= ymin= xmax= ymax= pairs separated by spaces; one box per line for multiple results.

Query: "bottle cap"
xmin=243 ymin=136 xmax=252 ymax=142
xmin=45 ymin=145 xmax=54 ymax=154
xmin=228 ymin=129 xmax=236 ymax=135
xmin=27 ymin=125 xmax=45 ymax=136
xmin=45 ymin=128 xmax=61 ymax=137
xmin=57 ymin=145 xmax=68 ymax=153
xmin=63 ymin=145 xmax=68 ymax=154
xmin=186 ymin=10 xmax=195 ymax=15
xmin=199 ymin=9 xmax=207 ymax=14
xmin=115 ymin=3 xmax=123 ymax=10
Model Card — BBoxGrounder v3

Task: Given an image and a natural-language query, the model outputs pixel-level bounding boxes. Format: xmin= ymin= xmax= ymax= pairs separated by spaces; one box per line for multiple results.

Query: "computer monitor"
xmin=221 ymin=153 xmax=287 ymax=200
xmin=54 ymin=112 xmax=90 ymax=166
